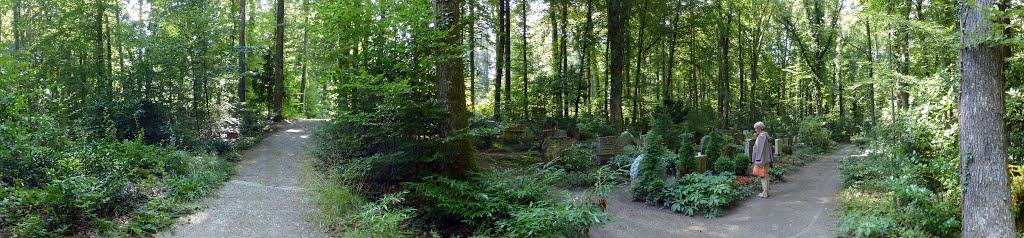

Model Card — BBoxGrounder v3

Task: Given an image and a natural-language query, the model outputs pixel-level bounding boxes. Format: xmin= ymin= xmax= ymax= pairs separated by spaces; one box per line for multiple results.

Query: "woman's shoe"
xmin=757 ymin=193 xmax=769 ymax=198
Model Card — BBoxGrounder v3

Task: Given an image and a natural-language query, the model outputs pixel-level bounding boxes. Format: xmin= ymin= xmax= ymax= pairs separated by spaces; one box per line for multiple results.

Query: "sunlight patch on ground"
xmin=686 ymin=225 xmax=706 ymax=232
xmin=285 ymin=129 xmax=304 ymax=133
xmin=850 ymin=149 xmax=870 ymax=158
xmin=184 ymin=211 xmax=209 ymax=225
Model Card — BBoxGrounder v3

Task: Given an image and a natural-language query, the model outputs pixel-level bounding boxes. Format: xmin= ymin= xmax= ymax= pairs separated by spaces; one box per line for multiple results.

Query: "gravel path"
xmin=590 ymin=145 xmax=859 ymax=238
xmin=160 ymin=120 xmax=328 ymax=238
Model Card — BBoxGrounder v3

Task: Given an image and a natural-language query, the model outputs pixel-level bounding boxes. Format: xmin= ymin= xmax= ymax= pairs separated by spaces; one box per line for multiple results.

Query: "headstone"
xmin=695 ymin=154 xmax=708 ymax=173
xmin=541 ymin=137 xmax=577 ymax=160
xmin=618 ymin=132 xmax=637 ymax=149
xmin=501 ymin=124 xmax=528 ymax=140
xmin=553 ymin=129 xmax=568 ymax=138
xmin=744 ymin=139 xmax=753 ymax=155
xmin=596 ymin=136 xmax=621 ymax=156
xmin=698 ymin=135 xmax=710 ymax=155
xmin=775 ymin=138 xmax=782 ymax=156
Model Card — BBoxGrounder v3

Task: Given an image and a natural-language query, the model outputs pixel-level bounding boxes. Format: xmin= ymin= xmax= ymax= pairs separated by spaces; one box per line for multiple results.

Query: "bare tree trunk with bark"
xmin=958 ymin=0 xmax=1015 ymax=236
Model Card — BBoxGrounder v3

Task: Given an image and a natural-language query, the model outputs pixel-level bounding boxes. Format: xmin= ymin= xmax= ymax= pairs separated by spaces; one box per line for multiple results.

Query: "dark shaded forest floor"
xmin=590 ymin=145 xmax=859 ymax=238
xmin=159 ymin=120 xmax=328 ymax=238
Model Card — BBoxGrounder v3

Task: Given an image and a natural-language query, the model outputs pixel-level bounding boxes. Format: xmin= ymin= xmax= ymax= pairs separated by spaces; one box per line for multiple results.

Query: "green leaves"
xmin=662 ymin=173 xmax=741 ymax=219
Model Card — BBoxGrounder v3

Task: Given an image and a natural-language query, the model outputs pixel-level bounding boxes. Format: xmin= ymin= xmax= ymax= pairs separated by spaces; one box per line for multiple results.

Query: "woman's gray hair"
xmin=754 ymin=121 xmax=766 ymax=130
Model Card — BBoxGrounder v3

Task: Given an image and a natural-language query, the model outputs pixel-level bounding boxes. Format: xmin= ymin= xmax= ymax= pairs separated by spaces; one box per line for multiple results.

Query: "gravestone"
xmin=775 ymin=138 xmax=782 ymax=156
xmin=618 ymin=132 xmax=639 ymax=149
xmin=698 ymin=135 xmax=710 ymax=155
xmin=695 ymin=154 xmax=708 ymax=173
xmin=501 ymin=124 xmax=528 ymax=140
xmin=553 ymin=129 xmax=568 ymax=138
xmin=744 ymin=139 xmax=753 ymax=155
xmin=596 ymin=136 xmax=621 ymax=156
xmin=595 ymin=136 xmax=621 ymax=164
xmin=541 ymin=137 xmax=577 ymax=160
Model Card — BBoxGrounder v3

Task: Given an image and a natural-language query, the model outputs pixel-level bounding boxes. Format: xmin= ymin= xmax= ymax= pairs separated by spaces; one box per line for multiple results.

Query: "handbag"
xmin=752 ymin=165 xmax=766 ymax=177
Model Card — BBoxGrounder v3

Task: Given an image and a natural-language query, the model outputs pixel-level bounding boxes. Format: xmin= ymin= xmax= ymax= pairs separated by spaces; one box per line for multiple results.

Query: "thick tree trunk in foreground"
xmin=607 ymin=0 xmax=626 ymax=131
xmin=434 ymin=0 xmax=477 ymax=179
xmin=958 ymin=0 xmax=1015 ymax=236
xmin=272 ymin=0 xmax=285 ymax=121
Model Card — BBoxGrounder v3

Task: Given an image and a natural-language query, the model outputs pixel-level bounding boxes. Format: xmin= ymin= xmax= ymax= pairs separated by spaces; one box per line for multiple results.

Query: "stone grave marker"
xmin=775 ymin=138 xmax=782 ymax=156
xmin=696 ymin=154 xmax=708 ymax=173
xmin=597 ymin=136 xmax=621 ymax=156
xmin=500 ymin=124 xmax=528 ymax=140
xmin=698 ymin=135 xmax=710 ymax=155
xmin=553 ymin=129 xmax=568 ymax=138
xmin=618 ymin=132 xmax=639 ymax=149
xmin=744 ymin=139 xmax=752 ymax=155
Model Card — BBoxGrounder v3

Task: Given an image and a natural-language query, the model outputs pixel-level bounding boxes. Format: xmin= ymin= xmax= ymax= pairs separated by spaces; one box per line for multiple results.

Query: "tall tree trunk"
xmin=959 ymin=0 xmax=1016 ymax=235
xmin=738 ymin=12 xmax=746 ymax=125
xmin=105 ymin=6 xmax=113 ymax=78
xmin=633 ymin=0 xmax=647 ymax=126
xmin=589 ymin=0 xmax=598 ymax=113
xmin=689 ymin=12 xmax=697 ymax=108
xmin=865 ymin=17 xmax=875 ymax=127
xmin=561 ymin=1 xmax=569 ymax=118
xmin=550 ymin=0 xmax=560 ymax=118
xmin=434 ymin=0 xmax=477 ymax=179
xmin=96 ymin=0 xmax=108 ymax=94
xmin=238 ymin=0 xmax=248 ymax=102
xmin=469 ymin=1 xmax=476 ymax=109
xmin=272 ymin=0 xmax=285 ymax=122
xmin=13 ymin=0 xmax=20 ymax=53
xmin=717 ymin=5 xmax=731 ymax=130
xmin=521 ymin=0 xmax=529 ymax=119
xmin=666 ymin=8 xmax=679 ymax=100
xmin=607 ymin=0 xmax=626 ymax=131
xmin=749 ymin=21 xmax=763 ymax=123
xmin=300 ymin=0 xmax=309 ymax=114
xmin=494 ymin=0 xmax=504 ymax=121
xmin=503 ymin=0 xmax=511 ymax=114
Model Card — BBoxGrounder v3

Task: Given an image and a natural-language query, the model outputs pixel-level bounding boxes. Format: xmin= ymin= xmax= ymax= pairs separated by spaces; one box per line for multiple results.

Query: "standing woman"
xmin=751 ymin=121 xmax=774 ymax=198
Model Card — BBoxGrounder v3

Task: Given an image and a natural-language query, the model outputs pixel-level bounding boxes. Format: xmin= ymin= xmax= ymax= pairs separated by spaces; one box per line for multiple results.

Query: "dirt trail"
xmin=590 ymin=145 xmax=859 ymax=238
xmin=160 ymin=120 xmax=328 ymax=238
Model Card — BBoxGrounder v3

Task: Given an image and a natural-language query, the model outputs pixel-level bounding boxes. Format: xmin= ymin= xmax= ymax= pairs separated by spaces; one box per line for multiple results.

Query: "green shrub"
xmin=796 ymin=116 xmax=834 ymax=152
xmin=712 ymin=155 xmax=737 ymax=175
xmin=576 ymin=115 xmax=617 ymax=140
xmin=342 ymin=192 xmax=416 ymax=238
xmin=405 ymin=166 xmax=605 ymax=237
xmin=556 ymin=143 xmax=595 ymax=172
xmin=610 ymin=145 xmax=641 ymax=170
xmin=661 ymin=173 xmax=741 ymax=218
xmin=702 ymin=131 xmax=729 ymax=163
xmin=630 ymin=129 xmax=668 ymax=204
xmin=497 ymin=198 xmax=608 ymax=237
xmin=677 ymin=133 xmax=697 ymax=176
xmin=836 ymin=137 xmax=962 ymax=237
xmin=733 ymin=154 xmax=751 ymax=176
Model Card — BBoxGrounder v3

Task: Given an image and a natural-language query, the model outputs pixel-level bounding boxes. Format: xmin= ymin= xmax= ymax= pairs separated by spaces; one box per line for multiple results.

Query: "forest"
xmin=0 ymin=0 xmax=1022 ymax=237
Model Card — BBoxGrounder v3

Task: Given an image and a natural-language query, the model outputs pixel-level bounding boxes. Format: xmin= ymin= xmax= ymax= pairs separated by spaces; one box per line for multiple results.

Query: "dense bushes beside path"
xmin=0 ymin=116 xmax=235 ymax=237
